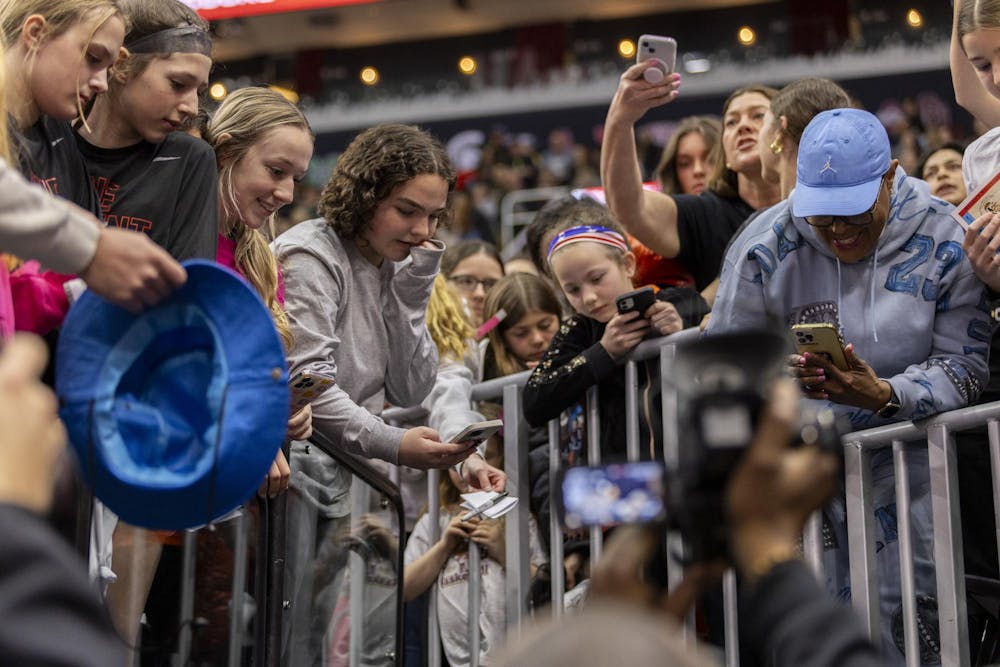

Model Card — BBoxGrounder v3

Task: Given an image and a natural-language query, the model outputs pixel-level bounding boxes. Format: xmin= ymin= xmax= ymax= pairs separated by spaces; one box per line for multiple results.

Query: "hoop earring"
xmin=769 ymin=137 xmax=782 ymax=155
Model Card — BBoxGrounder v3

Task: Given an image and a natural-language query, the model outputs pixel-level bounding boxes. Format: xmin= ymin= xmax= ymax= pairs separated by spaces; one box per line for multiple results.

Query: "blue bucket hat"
xmin=56 ymin=260 xmax=290 ymax=530
xmin=792 ymin=108 xmax=892 ymax=218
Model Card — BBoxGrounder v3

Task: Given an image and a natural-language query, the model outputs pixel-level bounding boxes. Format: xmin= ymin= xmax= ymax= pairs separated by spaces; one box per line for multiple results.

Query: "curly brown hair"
xmin=318 ymin=123 xmax=456 ymax=239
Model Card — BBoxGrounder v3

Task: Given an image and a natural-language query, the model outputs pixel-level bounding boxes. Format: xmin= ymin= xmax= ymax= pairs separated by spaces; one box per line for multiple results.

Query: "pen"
xmin=461 ymin=491 xmax=510 ymax=521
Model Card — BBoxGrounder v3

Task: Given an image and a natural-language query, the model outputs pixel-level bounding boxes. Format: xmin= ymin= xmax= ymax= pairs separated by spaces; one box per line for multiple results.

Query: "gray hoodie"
xmin=273 ymin=219 xmax=442 ymax=512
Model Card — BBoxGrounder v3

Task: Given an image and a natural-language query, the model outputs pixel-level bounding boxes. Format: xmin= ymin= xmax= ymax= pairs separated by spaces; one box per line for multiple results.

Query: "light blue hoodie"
xmin=708 ymin=167 xmax=990 ymax=428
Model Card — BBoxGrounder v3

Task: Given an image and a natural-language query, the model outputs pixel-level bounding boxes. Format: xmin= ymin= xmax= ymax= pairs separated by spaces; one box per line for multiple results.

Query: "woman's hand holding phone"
xmin=398 ymin=426 xmax=477 ymax=470
xmin=797 ymin=345 xmax=891 ymax=411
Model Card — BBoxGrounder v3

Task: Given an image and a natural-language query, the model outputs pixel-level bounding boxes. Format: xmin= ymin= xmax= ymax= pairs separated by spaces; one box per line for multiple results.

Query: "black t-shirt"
xmin=75 ymin=132 xmax=218 ymax=261
xmin=673 ymin=189 xmax=754 ymax=290
xmin=11 ymin=117 xmax=101 ymax=218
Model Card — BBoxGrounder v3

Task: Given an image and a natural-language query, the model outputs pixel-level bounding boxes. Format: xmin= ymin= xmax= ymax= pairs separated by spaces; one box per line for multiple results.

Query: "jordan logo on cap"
xmin=820 ymin=156 xmax=837 ymax=175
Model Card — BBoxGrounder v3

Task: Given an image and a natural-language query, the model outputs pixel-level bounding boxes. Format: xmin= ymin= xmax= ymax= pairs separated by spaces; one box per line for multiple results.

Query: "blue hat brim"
xmin=791 ymin=177 xmax=882 ymax=219
xmin=56 ymin=260 xmax=289 ymax=530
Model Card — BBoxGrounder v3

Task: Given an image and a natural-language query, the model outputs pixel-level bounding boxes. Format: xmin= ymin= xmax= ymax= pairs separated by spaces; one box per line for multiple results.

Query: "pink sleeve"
xmin=276 ymin=264 xmax=285 ymax=307
xmin=0 ymin=263 xmax=13 ymax=340
xmin=10 ymin=262 xmax=72 ymax=336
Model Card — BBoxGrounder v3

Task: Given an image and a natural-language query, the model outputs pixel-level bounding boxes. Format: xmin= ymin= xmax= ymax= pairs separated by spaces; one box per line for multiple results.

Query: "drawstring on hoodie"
xmin=870 ymin=253 xmax=879 ymax=342
xmin=834 ymin=254 xmax=880 ymax=344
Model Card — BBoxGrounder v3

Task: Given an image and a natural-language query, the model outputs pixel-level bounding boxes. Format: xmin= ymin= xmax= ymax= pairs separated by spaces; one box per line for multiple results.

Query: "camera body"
xmin=554 ymin=329 xmax=846 ymax=563
xmin=666 ymin=329 xmax=846 ymax=562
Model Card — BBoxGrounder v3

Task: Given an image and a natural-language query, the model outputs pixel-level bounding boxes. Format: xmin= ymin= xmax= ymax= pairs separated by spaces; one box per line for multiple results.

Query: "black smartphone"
xmin=556 ymin=462 xmax=666 ymax=530
xmin=616 ymin=286 xmax=656 ymax=316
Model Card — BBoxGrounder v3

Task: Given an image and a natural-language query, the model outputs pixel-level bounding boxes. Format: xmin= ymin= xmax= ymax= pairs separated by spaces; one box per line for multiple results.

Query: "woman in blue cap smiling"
xmin=708 ymin=108 xmax=989 ymax=664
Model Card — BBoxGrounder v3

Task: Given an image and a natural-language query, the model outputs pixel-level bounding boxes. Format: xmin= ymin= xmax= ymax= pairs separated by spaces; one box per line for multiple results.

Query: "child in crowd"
xmin=272 ymin=123 xmax=492 ymax=665
xmin=0 ymin=0 xmax=122 ymax=215
xmin=202 ymin=86 xmax=316 ymax=493
xmin=481 ymin=272 xmax=563 ymax=548
xmin=404 ymin=431 xmax=547 ymax=667
xmin=481 ymin=272 xmax=562 ymax=378
xmin=67 ymin=1 xmax=218 ymax=651
xmin=77 ymin=0 xmax=217 ymax=262
xmin=441 ymin=239 xmax=505 ymax=328
xmin=0 ymin=0 xmax=123 ymax=336
xmin=523 ymin=201 xmax=709 ymax=461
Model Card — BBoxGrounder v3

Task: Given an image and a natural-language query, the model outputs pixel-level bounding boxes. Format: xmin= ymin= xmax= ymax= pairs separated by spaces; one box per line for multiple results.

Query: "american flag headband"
xmin=546 ymin=225 xmax=628 ymax=263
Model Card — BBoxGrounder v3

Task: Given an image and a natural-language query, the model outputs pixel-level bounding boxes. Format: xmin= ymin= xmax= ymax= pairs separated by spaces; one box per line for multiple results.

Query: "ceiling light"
xmin=360 ymin=66 xmax=380 ymax=86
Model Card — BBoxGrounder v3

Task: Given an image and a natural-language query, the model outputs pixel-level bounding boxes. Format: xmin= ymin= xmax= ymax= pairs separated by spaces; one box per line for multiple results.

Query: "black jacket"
xmin=523 ymin=287 xmax=708 ymax=461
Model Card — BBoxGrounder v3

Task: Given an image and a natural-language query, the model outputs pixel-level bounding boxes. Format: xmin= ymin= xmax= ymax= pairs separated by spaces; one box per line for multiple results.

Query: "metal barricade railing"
xmin=838 ymin=402 xmax=1000 ymax=666
xmin=293 ymin=334 xmax=1000 ymax=665
xmin=498 ymin=186 xmax=569 ymax=254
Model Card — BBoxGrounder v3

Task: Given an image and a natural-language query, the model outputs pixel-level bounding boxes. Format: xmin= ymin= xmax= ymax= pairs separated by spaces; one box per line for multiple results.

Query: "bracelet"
xmin=455 ymin=451 xmax=484 ymax=477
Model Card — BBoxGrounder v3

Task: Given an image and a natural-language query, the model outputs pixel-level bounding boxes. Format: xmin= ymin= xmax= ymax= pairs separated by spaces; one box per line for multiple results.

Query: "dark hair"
xmin=112 ymin=0 xmax=208 ymax=86
xmin=482 ymin=273 xmax=563 ymax=378
xmin=525 ymin=196 xmax=609 ymax=275
xmin=655 ymin=116 xmax=721 ymax=194
xmin=440 ymin=239 xmax=503 ymax=279
xmin=769 ymin=78 xmax=851 ymax=145
xmin=318 ymin=123 xmax=456 ymax=239
xmin=542 ymin=198 xmax=631 ymax=266
xmin=708 ymin=84 xmax=778 ymax=199
xmin=914 ymin=142 xmax=966 ymax=180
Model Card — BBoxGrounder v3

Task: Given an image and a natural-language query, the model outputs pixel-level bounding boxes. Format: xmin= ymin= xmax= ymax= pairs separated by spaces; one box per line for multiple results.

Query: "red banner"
xmin=182 ymin=0 xmax=380 ymax=21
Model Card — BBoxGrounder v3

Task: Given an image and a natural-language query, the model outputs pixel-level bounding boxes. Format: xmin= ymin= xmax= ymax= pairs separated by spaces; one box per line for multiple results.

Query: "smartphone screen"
xmin=560 ymin=462 xmax=666 ymax=529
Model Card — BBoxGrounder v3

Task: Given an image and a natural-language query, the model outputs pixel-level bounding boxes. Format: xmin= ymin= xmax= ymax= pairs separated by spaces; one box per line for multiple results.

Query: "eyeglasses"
xmin=448 ymin=275 xmax=498 ymax=293
xmin=804 ymin=177 xmax=887 ymax=228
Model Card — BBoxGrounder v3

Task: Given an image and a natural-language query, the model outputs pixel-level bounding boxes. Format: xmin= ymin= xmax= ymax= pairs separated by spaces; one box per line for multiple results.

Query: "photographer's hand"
xmin=799 ymin=347 xmax=891 ymax=412
xmin=590 ymin=524 xmax=726 ymax=619
xmin=727 ymin=379 xmax=838 ymax=583
xmin=600 ymin=310 xmax=650 ymax=359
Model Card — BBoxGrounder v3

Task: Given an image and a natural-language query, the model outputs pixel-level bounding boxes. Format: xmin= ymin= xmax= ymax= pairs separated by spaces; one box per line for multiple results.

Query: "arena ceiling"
xmin=209 ymin=0 xmax=775 ymax=60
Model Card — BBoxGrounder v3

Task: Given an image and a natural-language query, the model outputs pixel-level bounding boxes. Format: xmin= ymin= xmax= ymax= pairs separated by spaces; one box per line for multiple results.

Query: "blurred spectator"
xmin=539 ymin=128 xmax=576 ymax=187
xmin=654 ymin=116 xmax=721 ymax=196
xmin=914 ymin=142 xmax=967 ymax=206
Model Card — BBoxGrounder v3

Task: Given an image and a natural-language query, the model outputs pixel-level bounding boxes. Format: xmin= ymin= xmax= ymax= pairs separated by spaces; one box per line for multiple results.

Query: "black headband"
xmin=125 ymin=26 xmax=212 ymax=57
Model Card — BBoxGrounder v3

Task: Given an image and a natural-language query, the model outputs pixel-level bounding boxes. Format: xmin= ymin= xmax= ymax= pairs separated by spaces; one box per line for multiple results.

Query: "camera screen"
xmin=561 ymin=462 xmax=665 ymax=529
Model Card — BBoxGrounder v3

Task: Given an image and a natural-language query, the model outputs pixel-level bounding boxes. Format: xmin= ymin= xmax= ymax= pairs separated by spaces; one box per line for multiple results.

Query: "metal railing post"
xmin=502 ymin=382 xmax=531 ymax=632
xmin=547 ymin=418 xmax=564 ymax=617
xmin=174 ymin=530 xmax=198 ymax=667
xmin=723 ymin=569 xmax=740 ymax=667
xmin=426 ymin=468 xmax=442 ymax=667
xmin=348 ymin=479 xmax=370 ymax=667
xmin=468 ymin=543 xmax=482 ymax=667
xmin=989 ymin=419 xmax=1000 ymax=565
xmin=927 ymin=423 xmax=969 ymax=666
xmin=585 ymin=385 xmax=602 ymax=565
xmin=802 ymin=511 xmax=824 ymax=578
xmin=227 ymin=510 xmax=249 ymax=667
xmin=844 ymin=441 xmax=880 ymax=642
xmin=891 ymin=440 xmax=919 ymax=667
xmin=625 ymin=359 xmax=640 ymax=462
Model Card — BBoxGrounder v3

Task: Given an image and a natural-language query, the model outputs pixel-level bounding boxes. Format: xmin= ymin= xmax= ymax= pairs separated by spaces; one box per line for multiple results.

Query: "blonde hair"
xmin=204 ymin=87 xmax=314 ymax=351
xmin=958 ymin=0 xmax=1000 ymax=44
xmin=483 ymin=273 xmax=562 ymax=379
xmin=426 ymin=274 xmax=474 ymax=362
xmin=0 ymin=40 xmax=9 ymax=164
xmin=0 ymin=0 xmax=121 ymax=48
xmin=0 ymin=0 xmax=123 ymax=127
